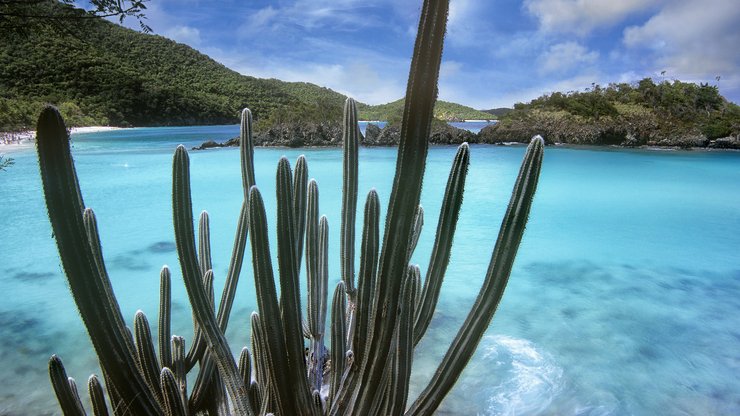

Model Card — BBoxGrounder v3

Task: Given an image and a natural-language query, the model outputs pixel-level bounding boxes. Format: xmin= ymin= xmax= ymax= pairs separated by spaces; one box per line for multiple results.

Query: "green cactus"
xmin=37 ymin=0 xmax=545 ymax=414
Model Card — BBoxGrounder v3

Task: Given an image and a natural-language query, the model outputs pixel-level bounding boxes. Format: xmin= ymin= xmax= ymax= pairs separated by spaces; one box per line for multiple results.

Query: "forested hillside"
xmin=0 ymin=1 xmax=347 ymax=130
xmin=357 ymin=98 xmax=495 ymax=122
xmin=0 ymin=1 xmax=498 ymax=131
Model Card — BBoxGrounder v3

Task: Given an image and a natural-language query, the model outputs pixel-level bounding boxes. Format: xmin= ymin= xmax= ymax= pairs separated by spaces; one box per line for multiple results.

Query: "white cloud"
xmin=206 ymin=44 xmax=409 ymax=105
xmin=164 ymin=25 xmax=201 ymax=46
xmin=490 ymin=73 xmax=604 ymax=107
xmin=238 ymin=0 xmax=384 ymax=36
xmin=246 ymin=6 xmax=279 ymax=31
xmin=440 ymin=60 xmax=464 ymax=78
xmin=540 ymin=42 xmax=599 ymax=74
xmin=446 ymin=0 xmax=495 ymax=46
xmin=623 ymin=0 xmax=740 ymax=76
xmin=525 ymin=0 xmax=663 ymax=35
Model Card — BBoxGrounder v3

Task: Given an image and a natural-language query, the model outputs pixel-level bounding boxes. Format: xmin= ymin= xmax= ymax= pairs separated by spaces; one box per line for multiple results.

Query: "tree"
xmin=0 ymin=0 xmax=151 ymax=36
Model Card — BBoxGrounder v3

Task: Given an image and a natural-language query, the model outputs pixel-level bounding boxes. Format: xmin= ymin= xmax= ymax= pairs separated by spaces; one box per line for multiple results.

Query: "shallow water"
xmin=1 ymin=125 xmax=739 ymax=415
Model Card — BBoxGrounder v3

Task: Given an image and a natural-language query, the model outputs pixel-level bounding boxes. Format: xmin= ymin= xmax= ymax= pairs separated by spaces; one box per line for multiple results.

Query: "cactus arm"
xmin=247 ymin=185 xmax=296 ymax=416
xmin=188 ymin=203 xmax=249 ymax=410
xmin=183 ymin=212 xmax=212 ymax=371
xmin=240 ymin=109 xmax=256 ymax=198
xmin=329 ymin=282 xmax=347 ymax=405
xmin=172 ymin=146 xmax=251 ymax=415
xmin=184 ymin=271 xmax=215 ymax=380
xmin=134 ymin=311 xmax=164 ymax=405
xmin=68 ymin=377 xmax=87 ymax=416
xmin=238 ymin=348 xmax=252 ymax=388
xmin=340 ymin=98 xmax=360 ymax=299
xmin=215 ymin=200 xmax=249 ymax=330
xmin=351 ymin=1 xmax=450 ymax=413
xmin=160 ymin=368 xmax=188 ymax=416
xmin=198 ymin=212 xmax=212 ymax=278
xmin=37 ymin=107 xmax=162 ymax=415
xmin=406 ymin=205 xmax=424 ymax=262
xmin=387 ymin=266 xmax=419 ymax=416
xmin=158 ymin=267 xmax=172 ymax=370
xmin=306 ymin=179 xmax=326 ymax=390
xmin=307 ymin=201 xmax=329 ymax=391
xmin=330 ymin=190 xmax=381 ymax=414
xmin=305 ymin=179 xmax=320 ymax=338
xmin=413 ymin=143 xmax=469 ymax=345
xmin=248 ymin=381 xmax=261 ymax=416
xmin=275 ymin=157 xmax=315 ymax=414
xmin=170 ymin=336 xmax=188 ymax=413
xmin=293 ymin=155 xmax=308 ymax=269
xmin=82 ymin=209 xmax=136 ymax=354
xmin=237 ymin=348 xmax=261 ymax=416
xmin=49 ymin=355 xmax=87 ymax=416
xmin=317 ymin=215 xmax=330 ymax=353
xmin=407 ymin=136 xmax=544 ymax=416
xmin=350 ymin=190 xmax=380 ymax=364
xmin=251 ymin=313 xmax=274 ymax=414
xmin=87 ymin=375 xmax=109 ymax=416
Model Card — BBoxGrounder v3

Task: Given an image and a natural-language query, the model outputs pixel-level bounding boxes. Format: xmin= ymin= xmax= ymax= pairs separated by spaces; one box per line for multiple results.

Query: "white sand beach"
xmin=70 ymin=126 xmax=124 ymax=134
xmin=0 ymin=126 xmax=124 ymax=150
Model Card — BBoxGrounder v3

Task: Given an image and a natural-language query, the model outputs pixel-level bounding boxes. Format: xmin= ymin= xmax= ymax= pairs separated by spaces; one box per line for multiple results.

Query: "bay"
xmin=0 ymin=124 xmax=739 ymax=415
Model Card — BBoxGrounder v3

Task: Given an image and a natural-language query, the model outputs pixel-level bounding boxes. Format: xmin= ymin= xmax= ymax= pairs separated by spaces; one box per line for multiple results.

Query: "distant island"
xmin=2 ymin=1 xmax=738 ymax=150
xmin=357 ymin=99 xmax=494 ymax=122
xmin=483 ymin=80 xmax=740 ymax=149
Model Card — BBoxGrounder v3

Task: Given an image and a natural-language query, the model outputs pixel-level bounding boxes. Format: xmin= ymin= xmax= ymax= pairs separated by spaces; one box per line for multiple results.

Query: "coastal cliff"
xmin=194 ymin=119 xmax=740 ymax=150
xmin=192 ymin=120 xmax=478 ymax=150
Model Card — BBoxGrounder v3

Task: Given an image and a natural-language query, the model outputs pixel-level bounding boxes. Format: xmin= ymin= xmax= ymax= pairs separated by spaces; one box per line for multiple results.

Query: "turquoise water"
xmin=1 ymin=125 xmax=739 ymax=415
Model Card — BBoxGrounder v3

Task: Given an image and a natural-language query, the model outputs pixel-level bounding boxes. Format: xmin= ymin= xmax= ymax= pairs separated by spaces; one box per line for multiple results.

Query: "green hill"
xmin=0 ymin=1 xmax=498 ymax=131
xmin=481 ymin=108 xmax=513 ymax=117
xmin=0 ymin=1 xmax=347 ymax=130
xmin=483 ymin=79 xmax=740 ymax=146
xmin=358 ymin=98 xmax=496 ymax=123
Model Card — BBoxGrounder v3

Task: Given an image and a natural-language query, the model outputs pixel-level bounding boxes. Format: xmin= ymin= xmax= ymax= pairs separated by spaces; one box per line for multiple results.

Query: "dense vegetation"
xmin=0 ymin=1 xmax=496 ymax=132
xmin=357 ymin=98 xmax=495 ymax=122
xmin=490 ymin=80 xmax=740 ymax=144
xmin=481 ymin=107 xmax=513 ymax=117
xmin=510 ymin=78 xmax=740 ymax=139
xmin=0 ymin=1 xmax=348 ymax=130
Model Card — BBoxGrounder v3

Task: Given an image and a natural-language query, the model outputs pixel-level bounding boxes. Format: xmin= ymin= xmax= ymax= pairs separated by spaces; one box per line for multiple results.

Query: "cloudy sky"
xmin=113 ymin=0 xmax=739 ymax=108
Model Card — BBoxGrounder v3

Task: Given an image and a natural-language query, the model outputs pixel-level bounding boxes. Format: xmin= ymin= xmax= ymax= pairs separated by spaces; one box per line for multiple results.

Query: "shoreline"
xmin=0 ymin=126 xmax=124 ymax=148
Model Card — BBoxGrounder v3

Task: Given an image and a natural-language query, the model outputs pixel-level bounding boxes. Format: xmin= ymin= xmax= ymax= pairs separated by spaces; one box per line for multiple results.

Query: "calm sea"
xmin=1 ymin=122 xmax=739 ymax=415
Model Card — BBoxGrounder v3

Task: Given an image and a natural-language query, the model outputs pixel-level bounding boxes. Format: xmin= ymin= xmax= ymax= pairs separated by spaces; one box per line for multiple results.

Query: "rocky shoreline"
xmin=192 ymin=120 xmax=740 ymax=151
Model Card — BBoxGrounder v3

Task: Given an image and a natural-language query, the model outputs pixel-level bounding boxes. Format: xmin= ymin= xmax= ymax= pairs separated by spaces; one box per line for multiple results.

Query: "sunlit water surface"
xmin=1 ymin=123 xmax=739 ymax=415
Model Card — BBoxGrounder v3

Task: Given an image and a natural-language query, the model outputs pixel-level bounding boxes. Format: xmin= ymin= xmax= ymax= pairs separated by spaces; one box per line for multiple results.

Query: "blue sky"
xmin=112 ymin=0 xmax=739 ymax=108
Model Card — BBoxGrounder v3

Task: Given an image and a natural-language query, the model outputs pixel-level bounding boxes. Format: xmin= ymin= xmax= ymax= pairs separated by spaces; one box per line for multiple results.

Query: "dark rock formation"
xmin=429 ymin=123 xmax=477 ymax=144
xmin=253 ymin=121 xmax=344 ymax=147
xmin=362 ymin=122 xmax=476 ymax=146
xmin=192 ymin=118 xmax=737 ymax=151
xmin=193 ymin=121 xmax=346 ymax=150
xmin=363 ymin=123 xmax=383 ymax=144
xmin=477 ymin=110 xmax=718 ymax=149
xmin=363 ymin=124 xmax=401 ymax=146
xmin=708 ymin=135 xmax=740 ymax=149
xmin=193 ymin=140 xmax=219 ymax=150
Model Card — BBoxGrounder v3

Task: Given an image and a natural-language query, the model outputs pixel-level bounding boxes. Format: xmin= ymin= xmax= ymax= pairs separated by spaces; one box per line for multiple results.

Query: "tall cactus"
xmin=38 ymin=0 xmax=545 ymax=415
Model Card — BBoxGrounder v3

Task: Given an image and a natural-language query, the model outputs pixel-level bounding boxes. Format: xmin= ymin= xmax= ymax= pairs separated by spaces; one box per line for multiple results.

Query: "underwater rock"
xmin=147 ymin=241 xmax=176 ymax=253
xmin=13 ymin=271 xmax=55 ymax=282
